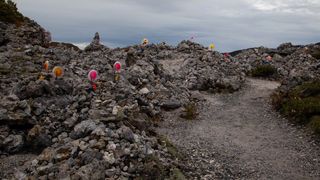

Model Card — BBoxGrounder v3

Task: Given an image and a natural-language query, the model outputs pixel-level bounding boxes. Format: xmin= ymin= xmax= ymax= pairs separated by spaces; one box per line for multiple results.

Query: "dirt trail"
xmin=158 ymin=78 xmax=320 ymax=179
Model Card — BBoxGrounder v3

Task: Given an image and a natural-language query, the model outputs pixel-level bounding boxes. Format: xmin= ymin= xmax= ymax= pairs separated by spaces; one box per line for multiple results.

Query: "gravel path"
xmin=0 ymin=154 xmax=36 ymax=178
xmin=158 ymin=78 xmax=320 ymax=179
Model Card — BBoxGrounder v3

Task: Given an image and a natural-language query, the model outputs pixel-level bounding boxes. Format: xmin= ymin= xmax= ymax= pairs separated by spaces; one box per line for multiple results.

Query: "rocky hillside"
xmin=1 ymin=2 xmax=320 ymax=179
xmin=0 ymin=7 xmax=245 ymax=179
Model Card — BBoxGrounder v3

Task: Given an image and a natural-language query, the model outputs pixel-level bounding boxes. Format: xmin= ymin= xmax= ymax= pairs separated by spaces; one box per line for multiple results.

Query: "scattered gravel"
xmin=158 ymin=79 xmax=320 ymax=179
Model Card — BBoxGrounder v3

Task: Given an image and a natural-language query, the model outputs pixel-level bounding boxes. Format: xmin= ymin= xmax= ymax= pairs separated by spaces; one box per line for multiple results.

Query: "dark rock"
xmin=54 ymin=146 xmax=72 ymax=162
xmin=52 ymin=79 xmax=73 ymax=95
xmin=73 ymin=161 xmax=105 ymax=180
xmin=117 ymin=125 xmax=135 ymax=142
xmin=129 ymin=118 xmax=151 ymax=131
xmin=32 ymin=133 xmax=51 ymax=149
xmin=79 ymin=150 xmax=103 ymax=165
xmin=70 ymin=120 xmax=97 ymax=139
xmin=32 ymin=102 xmax=45 ymax=116
xmin=49 ymin=41 xmax=81 ymax=51
xmin=0 ymin=98 xmax=35 ymax=126
xmin=13 ymin=79 xmax=73 ymax=100
xmin=84 ymin=32 xmax=107 ymax=52
xmin=14 ymin=80 xmax=52 ymax=100
xmin=0 ymin=24 xmax=10 ymax=46
xmin=0 ymin=63 xmax=11 ymax=75
xmin=2 ymin=134 xmax=24 ymax=153
xmin=125 ymin=48 xmax=136 ymax=67
xmin=161 ymin=100 xmax=181 ymax=110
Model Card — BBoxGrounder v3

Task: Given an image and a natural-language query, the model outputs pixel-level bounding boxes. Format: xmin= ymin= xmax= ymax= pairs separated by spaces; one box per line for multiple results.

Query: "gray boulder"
xmin=70 ymin=120 xmax=97 ymax=139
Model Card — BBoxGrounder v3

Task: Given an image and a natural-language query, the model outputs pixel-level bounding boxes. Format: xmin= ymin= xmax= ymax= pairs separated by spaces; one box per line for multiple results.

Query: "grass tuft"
xmin=180 ymin=102 xmax=198 ymax=120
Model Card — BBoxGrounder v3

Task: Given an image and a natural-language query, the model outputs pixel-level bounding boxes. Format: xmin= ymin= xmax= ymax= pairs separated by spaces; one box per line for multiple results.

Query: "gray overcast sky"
xmin=14 ymin=0 xmax=320 ymax=51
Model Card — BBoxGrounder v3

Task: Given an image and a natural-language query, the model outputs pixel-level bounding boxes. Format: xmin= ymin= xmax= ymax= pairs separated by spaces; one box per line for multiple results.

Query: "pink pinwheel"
xmin=114 ymin=61 xmax=121 ymax=72
xmin=88 ymin=70 xmax=98 ymax=82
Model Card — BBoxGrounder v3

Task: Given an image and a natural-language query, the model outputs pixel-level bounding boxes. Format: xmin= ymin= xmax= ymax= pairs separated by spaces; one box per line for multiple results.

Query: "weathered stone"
xmin=70 ymin=120 xmax=97 ymax=139
xmin=84 ymin=32 xmax=107 ymax=52
xmin=117 ymin=125 xmax=135 ymax=143
xmin=103 ymin=151 xmax=116 ymax=165
xmin=139 ymin=87 xmax=150 ymax=95
xmin=2 ymin=134 xmax=24 ymax=153
xmin=161 ymin=100 xmax=181 ymax=110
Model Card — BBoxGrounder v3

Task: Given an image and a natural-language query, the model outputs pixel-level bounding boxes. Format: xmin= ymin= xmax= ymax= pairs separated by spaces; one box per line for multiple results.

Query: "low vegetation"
xmin=180 ymin=102 xmax=198 ymax=120
xmin=0 ymin=0 xmax=24 ymax=24
xmin=271 ymin=80 xmax=320 ymax=133
xmin=137 ymin=136 xmax=186 ymax=179
xmin=251 ymin=64 xmax=277 ymax=78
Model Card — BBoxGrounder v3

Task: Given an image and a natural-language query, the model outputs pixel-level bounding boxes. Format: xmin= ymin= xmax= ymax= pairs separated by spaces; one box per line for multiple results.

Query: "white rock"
xmin=107 ymin=142 xmax=117 ymax=151
xmin=103 ymin=152 xmax=116 ymax=164
xmin=139 ymin=87 xmax=150 ymax=94
xmin=112 ymin=106 xmax=120 ymax=115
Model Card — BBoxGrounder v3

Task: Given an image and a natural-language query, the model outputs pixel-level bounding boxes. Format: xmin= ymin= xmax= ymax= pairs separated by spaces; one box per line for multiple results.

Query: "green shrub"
xmin=289 ymin=81 xmax=320 ymax=98
xmin=0 ymin=0 xmax=24 ymax=24
xmin=251 ymin=65 xmax=277 ymax=77
xmin=272 ymin=80 xmax=320 ymax=129
xmin=281 ymin=97 xmax=320 ymax=122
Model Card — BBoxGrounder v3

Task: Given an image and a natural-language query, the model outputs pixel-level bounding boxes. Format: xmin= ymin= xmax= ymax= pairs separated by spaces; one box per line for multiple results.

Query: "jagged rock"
xmin=125 ymin=47 xmax=136 ymax=67
xmin=139 ymin=87 xmax=150 ymax=95
xmin=70 ymin=120 xmax=97 ymax=139
xmin=0 ymin=97 xmax=35 ymax=126
xmin=27 ymin=125 xmax=51 ymax=149
xmin=117 ymin=125 xmax=135 ymax=143
xmin=79 ymin=150 xmax=103 ymax=165
xmin=2 ymin=134 xmax=24 ymax=153
xmin=84 ymin=32 xmax=107 ymax=52
xmin=53 ymin=147 xmax=71 ymax=163
xmin=2 ymin=8 xmax=320 ymax=179
xmin=0 ymin=22 xmax=9 ymax=46
xmin=13 ymin=79 xmax=73 ymax=100
xmin=103 ymin=151 xmax=116 ymax=164
xmin=177 ymin=40 xmax=205 ymax=52
xmin=73 ymin=161 xmax=106 ymax=180
xmin=37 ymin=163 xmax=53 ymax=176
xmin=178 ymin=42 xmax=190 ymax=51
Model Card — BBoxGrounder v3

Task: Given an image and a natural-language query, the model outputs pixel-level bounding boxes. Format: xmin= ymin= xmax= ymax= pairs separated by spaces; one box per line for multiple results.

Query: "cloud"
xmin=14 ymin=0 xmax=320 ymax=51
xmin=245 ymin=0 xmax=320 ymax=14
